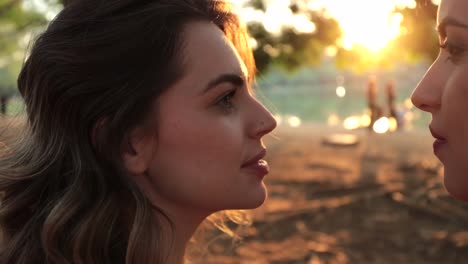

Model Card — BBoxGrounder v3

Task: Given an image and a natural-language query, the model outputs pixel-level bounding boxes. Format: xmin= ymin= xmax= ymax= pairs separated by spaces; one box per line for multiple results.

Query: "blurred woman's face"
xmin=137 ymin=21 xmax=277 ymax=218
xmin=411 ymin=0 xmax=468 ymax=201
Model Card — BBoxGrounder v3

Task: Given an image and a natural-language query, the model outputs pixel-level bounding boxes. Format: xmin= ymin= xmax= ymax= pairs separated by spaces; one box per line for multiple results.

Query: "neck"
xmin=137 ymin=173 xmax=212 ymax=263
xmin=157 ymin=207 xmax=210 ymax=264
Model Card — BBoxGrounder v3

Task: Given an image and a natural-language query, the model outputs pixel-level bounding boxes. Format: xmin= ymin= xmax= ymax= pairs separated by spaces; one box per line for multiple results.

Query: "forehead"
xmin=438 ymin=0 xmax=468 ymax=25
xmin=181 ymin=21 xmax=247 ymax=79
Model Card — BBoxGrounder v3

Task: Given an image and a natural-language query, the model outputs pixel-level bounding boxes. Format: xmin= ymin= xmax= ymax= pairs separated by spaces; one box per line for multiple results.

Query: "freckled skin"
xmin=411 ymin=0 xmax=468 ymax=201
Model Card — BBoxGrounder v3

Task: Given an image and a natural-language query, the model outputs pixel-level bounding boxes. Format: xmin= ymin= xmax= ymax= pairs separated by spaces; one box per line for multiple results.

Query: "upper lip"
xmin=242 ymin=149 xmax=267 ymax=167
xmin=429 ymin=126 xmax=447 ymax=141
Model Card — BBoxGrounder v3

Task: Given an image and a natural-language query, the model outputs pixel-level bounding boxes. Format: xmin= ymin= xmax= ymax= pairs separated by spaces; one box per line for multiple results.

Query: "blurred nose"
xmin=248 ymin=98 xmax=277 ymax=139
xmin=411 ymin=59 xmax=444 ymax=114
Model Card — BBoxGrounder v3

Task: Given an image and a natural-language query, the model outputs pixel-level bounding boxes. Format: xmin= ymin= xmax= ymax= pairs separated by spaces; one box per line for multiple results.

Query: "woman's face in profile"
xmin=412 ymin=0 xmax=468 ymax=200
xmin=136 ymin=21 xmax=277 ymax=216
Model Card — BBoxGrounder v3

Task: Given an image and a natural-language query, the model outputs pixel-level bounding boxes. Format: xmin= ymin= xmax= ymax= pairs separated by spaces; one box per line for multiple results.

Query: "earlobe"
xmin=122 ymin=127 xmax=155 ymax=175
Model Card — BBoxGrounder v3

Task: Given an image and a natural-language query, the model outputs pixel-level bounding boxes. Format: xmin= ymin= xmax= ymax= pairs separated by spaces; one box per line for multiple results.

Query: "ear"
xmin=122 ymin=126 xmax=156 ymax=175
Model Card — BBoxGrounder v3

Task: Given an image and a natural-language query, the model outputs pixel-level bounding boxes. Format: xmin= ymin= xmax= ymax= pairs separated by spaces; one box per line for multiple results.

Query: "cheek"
xmin=443 ymin=69 xmax=468 ymax=134
xmin=150 ymin=112 xmax=244 ymax=183
xmin=145 ymin=111 xmax=248 ymax=210
xmin=161 ymin=115 xmax=244 ymax=166
xmin=442 ymin=70 xmax=468 ymax=197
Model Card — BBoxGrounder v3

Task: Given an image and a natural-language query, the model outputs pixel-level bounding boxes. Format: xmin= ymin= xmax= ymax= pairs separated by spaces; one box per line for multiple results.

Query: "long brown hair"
xmin=0 ymin=0 xmax=255 ymax=263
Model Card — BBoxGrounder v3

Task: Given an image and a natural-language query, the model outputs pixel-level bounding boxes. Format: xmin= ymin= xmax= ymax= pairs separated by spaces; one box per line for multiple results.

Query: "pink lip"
xmin=242 ymin=149 xmax=267 ymax=167
xmin=429 ymin=126 xmax=447 ymax=158
xmin=429 ymin=126 xmax=447 ymax=141
xmin=241 ymin=149 xmax=269 ymax=178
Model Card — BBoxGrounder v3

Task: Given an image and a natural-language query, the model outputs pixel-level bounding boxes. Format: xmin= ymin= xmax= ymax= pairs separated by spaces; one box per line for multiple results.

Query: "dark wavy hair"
xmin=0 ymin=0 xmax=255 ymax=263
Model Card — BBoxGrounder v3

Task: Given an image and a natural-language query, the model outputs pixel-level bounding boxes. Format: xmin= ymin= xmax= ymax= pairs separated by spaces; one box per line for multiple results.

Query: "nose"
xmin=411 ymin=59 xmax=444 ymax=114
xmin=248 ymin=98 xmax=277 ymax=139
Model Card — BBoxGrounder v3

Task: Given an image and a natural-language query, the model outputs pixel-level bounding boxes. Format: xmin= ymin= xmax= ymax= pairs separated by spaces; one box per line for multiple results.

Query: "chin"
xmin=245 ymin=195 xmax=267 ymax=209
xmin=444 ymin=171 xmax=468 ymax=202
xmin=446 ymin=189 xmax=468 ymax=202
xmin=235 ymin=185 xmax=268 ymax=210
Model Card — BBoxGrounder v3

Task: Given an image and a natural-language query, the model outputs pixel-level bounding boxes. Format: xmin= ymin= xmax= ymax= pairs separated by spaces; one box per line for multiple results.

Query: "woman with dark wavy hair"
xmin=0 ymin=0 xmax=277 ymax=263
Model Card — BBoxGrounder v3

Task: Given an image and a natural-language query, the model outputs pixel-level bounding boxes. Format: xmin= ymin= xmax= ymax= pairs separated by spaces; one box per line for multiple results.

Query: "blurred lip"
xmin=429 ymin=126 xmax=447 ymax=142
xmin=430 ymin=125 xmax=447 ymax=159
xmin=241 ymin=149 xmax=267 ymax=168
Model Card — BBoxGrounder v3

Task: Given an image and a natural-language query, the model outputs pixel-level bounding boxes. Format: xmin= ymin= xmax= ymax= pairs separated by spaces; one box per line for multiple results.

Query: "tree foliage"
xmin=0 ymin=0 xmax=50 ymax=98
xmin=247 ymin=5 xmax=341 ymax=74
xmin=246 ymin=0 xmax=439 ymax=74
xmin=0 ymin=0 xmax=440 ymax=88
xmin=393 ymin=0 xmax=439 ymax=61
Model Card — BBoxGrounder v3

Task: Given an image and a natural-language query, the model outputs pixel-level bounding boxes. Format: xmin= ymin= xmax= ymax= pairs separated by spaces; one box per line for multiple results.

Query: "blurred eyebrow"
xmin=437 ymin=17 xmax=468 ymax=34
xmin=202 ymin=73 xmax=245 ymax=94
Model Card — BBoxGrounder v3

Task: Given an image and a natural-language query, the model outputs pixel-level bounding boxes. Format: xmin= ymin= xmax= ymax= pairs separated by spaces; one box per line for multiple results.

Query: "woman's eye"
xmin=439 ymin=41 xmax=465 ymax=63
xmin=216 ymin=89 xmax=237 ymax=111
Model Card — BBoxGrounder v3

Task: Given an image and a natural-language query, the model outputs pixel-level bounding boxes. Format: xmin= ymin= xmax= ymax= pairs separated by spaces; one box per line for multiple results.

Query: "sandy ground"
xmin=202 ymin=123 xmax=468 ymax=264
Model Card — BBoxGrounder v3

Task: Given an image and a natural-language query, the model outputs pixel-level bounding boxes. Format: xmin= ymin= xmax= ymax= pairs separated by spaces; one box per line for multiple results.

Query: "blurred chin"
xmin=444 ymin=170 xmax=468 ymax=202
xmin=237 ymin=184 xmax=268 ymax=210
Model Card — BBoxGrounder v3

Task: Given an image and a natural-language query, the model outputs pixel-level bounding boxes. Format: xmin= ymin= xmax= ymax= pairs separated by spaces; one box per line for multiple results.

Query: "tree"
xmin=0 ymin=68 xmax=16 ymax=114
xmin=393 ymin=0 xmax=439 ymax=61
xmin=246 ymin=2 xmax=342 ymax=74
xmin=0 ymin=0 xmax=49 ymax=114
xmin=246 ymin=0 xmax=439 ymax=74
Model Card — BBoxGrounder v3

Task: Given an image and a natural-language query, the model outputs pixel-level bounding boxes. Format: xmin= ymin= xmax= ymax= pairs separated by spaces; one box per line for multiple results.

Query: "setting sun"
xmin=311 ymin=0 xmax=415 ymax=51
xmin=235 ymin=0 xmax=418 ymax=52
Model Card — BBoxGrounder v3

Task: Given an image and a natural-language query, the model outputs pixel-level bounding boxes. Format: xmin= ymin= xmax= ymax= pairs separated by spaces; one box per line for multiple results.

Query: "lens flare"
xmin=344 ymin=116 xmax=361 ymax=130
xmin=328 ymin=114 xmax=340 ymax=126
xmin=373 ymin=117 xmax=390 ymax=134
xmin=336 ymin=86 xmax=346 ymax=98
xmin=288 ymin=116 xmax=302 ymax=127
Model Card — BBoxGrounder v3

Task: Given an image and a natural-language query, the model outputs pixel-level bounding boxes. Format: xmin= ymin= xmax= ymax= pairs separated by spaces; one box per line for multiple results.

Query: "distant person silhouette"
xmin=366 ymin=76 xmax=382 ymax=131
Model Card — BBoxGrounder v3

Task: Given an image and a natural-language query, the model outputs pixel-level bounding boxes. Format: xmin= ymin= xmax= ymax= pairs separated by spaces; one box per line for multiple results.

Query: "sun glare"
xmin=310 ymin=0 xmax=415 ymax=51
xmin=233 ymin=0 xmax=421 ymax=52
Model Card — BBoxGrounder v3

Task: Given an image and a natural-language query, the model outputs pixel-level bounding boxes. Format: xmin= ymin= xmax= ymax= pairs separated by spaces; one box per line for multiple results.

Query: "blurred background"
xmin=4 ymin=1 xmax=468 ymax=264
xmin=0 ymin=0 xmax=439 ymax=130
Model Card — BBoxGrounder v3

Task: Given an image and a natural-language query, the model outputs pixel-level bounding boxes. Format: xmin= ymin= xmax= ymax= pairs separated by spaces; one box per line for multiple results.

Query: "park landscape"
xmin=2 ymin=118 xmax=468 ymax=264
xmin=3 ymin=0 xmax=468 ymax=263
xmin=201 ymin=124 xmax=468 ymax=264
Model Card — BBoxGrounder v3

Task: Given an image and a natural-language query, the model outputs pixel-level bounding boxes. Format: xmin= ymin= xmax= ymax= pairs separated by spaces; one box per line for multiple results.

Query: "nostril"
xmin=411 ymin=92 xmax=440 ymax=113
xmin=411 ymin=96 xmax=423 ymax=111
xmin=416 ymin=102 xmax=440 ymax=113
xmin=254 ymin=116 xmax=277 ymax=139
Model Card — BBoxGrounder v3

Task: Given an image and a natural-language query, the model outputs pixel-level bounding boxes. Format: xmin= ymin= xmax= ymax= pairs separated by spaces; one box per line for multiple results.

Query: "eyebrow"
xmin=437 ymin=17 xmax=468 ymax=34
xmin=201 ymin=73 xmax=245 ymax=94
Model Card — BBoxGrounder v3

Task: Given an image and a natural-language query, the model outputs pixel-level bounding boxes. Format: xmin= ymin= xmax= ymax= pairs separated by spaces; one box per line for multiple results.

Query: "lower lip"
xmin=242 ymin=160 xmax=270 ymax=178
xmin=433 ymin=139 xmax=447 ymax=158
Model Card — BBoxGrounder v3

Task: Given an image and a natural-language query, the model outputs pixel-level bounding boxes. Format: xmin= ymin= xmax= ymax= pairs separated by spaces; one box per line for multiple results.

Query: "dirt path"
xmin=3 ymin=119 xmax=468 ymax=263
xmin=204 ymin=124 xmax=468 ymax=264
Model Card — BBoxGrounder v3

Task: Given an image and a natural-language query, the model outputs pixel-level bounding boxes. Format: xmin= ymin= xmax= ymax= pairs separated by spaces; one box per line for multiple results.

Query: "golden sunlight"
xmin=327 ymin=114 xmax=340 ymax=126
xmin=235 ymin=0 xmax=418 ymax=52
xmin=373 ymin=117 xmax=390 ymax=134
xmin=336 ymin=86 xmax=346 ymax=98
xmin=287 ymin=115 xmax=302 ymax=127
xmin=343 ymin=116 xmax=360 ymax=130
xmin=309 ymin=0 xmax=416 ymax=51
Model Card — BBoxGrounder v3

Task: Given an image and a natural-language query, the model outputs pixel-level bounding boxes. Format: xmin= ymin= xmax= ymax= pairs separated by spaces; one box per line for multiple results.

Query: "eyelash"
xmin=216 ymin=89 xmax=237 ymax=111
xmin=439 ymin=41 xmax=465 ymax=63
